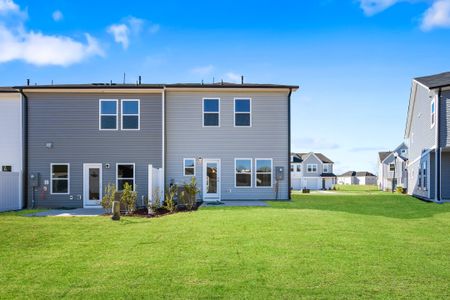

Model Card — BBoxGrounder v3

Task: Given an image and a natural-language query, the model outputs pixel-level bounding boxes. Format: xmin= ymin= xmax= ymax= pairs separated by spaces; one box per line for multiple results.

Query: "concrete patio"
xmin=25 ymin=208 xmax=106 ymax=217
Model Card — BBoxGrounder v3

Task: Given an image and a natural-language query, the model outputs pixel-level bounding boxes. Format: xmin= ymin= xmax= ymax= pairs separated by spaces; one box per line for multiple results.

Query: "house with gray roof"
xmin=405 ymin=71 xmax=450 ymax=202
xmin=337 ymin=171 xmax=377 ymax=185
xmin=0 ymin=81 xmax=298 ymax=210
xmin=377 ymin=143 xmax=408 ymax=191
xmin=290 ymin=152 xmax=336 ymax=190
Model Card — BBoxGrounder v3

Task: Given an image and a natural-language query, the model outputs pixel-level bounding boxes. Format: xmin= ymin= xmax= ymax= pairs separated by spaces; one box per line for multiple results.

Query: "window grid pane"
xmin=236 ymin=159 xmax=251 ymax=187
xmin=256 ymin=160 xmax=272 ymax=187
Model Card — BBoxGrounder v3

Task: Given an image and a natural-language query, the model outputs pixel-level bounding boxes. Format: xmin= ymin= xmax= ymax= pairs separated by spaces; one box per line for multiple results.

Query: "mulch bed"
xmin=106 ymin=203 xmax=202 ymax=218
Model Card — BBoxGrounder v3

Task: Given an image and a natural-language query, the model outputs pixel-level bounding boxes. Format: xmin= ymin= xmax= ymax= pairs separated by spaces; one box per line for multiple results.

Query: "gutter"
xmin=288 ymin=88 xmax=292 ymax=200
xmin=436 ymin=88 xmax=442 ymax=202
xmin=18 ymin=89 xmax=28 ymax=209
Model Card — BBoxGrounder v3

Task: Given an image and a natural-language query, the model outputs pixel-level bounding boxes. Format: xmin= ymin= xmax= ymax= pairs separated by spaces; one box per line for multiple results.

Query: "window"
xmin=323 ymin=164 xmax=331 ymax=173
xmin=297 ymin=165 xmax=301 ymax=172
xmin=1 ymin=165 xmax=12 ymax=172
xmin=51 ymin=164 xmax=69 ymax=194
xmin=234 ymin=98 xmax=251 ymax=126
xmin=121 ymin=99 xmax=140 ymax=130
xmin=256 ymin=159 xmax=272 ymax=187
xmin=290 ymin=164 xmax=294 ymax=172
xmin=116 ymin=164 xmax=135 ymax=190
xmin=422 ymin=161 xmax=427 ymax=190
xmin=418 ymin=165 xmax=422 ymax=189
xmin=431 ymin=98 xmax=436 ymax=128
xmin=183 ymin=158 xmax=196 ymax=176
xmin=307 ymin=164 xmax=317 ymax=173
xmin=203 ymin=98 xmax=220 ymax=127
xmin=389 ymin=163 xmax=395 ymax=172
xmin=235 ymin=159 xmax=252 ymax=187
xmin=99 ymin=99 xmax=118 ymax=130
xmin=401 ymin=149 xmax=407 ymax=156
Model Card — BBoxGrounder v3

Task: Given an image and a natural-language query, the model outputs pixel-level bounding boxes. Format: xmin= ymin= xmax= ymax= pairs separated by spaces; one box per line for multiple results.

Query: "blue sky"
xmin=1 ymin=0 xmax=450 ymax=174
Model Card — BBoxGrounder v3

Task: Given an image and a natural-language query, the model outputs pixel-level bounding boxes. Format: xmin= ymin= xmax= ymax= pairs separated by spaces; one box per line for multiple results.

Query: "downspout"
xmin=18 ymin=89 xmax=29 ymax=208
xmin=162 ymin=88 xmax=166 ymax=201
xmin=436 ymin=88 xmax=442 ymax=202
xmin=288 ymin=88 xmax=292 ymax=200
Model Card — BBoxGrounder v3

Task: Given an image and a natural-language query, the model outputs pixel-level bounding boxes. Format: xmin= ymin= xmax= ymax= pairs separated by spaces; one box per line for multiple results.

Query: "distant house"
xmin=290 ymin=152 xmax=337 ymax=190
xmin=337 ymin=171 xmax=377 ymax=185
xmin=377 ymin=143 xmax=408 ymax=191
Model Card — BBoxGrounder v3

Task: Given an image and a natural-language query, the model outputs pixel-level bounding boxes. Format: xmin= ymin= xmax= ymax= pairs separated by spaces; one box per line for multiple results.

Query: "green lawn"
xmin=1 ymin=192 xmax=450 ymax=299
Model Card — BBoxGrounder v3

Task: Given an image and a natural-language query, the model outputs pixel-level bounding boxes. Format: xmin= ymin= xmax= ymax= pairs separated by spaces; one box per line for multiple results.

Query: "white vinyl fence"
xmin=0 ymin=172 xmax=22 ymax=212
xmin=148 ymin=165 xmax=164 ymax=206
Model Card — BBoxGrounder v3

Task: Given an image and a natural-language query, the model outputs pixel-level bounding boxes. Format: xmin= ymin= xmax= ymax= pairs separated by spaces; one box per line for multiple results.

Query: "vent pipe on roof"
xmin=241 ymin=75 xmax=244 ymax=84
xmin=213 ymin=77 xmax=215 ymax=84
xmin=138 ymin=76 xmax=142 ymax=85
xmin=221 ymin=79 xmax=223 ymax=85
xmin=201 ymin=80 xmax=204 ymax=85
xmin=26 ymin=79 xmax=30 ymax=86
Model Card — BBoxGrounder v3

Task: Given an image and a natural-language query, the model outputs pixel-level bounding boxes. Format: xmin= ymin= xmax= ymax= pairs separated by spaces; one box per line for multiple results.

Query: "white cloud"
xmin=107 ymin=24 xmax=129 ymax=49
xmin=191 ymin=65 xmax=214 ymax=76
xmin=292 ymin=137 xmax=340 ymax=151
xmin=0 ymin=0 xmax=19 ymax=14
xmin=358 ymin=0 xmax=401 ymax=16
xmin=0 ymin=1 xmax=103 ymax=66
xmin=421 ymin=0 xmax=450 ymax=30
xmin=52 ymin=10 xmax=63 ymax=22
xmin=107 ymin=16 xmax=159 ymax=49
xmin=225 ymin=72 xmax=241 ymax=83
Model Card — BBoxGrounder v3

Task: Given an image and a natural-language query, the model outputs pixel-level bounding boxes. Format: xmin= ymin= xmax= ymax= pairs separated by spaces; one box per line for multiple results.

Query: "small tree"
xmin=101 ymin=183 xmax=116 ymax=212
xmin=183 ymin=177 xmax=199 ymax=210
xmin=121 ymin=182 xmax=137 ymax=214
xmin=148 ymin=188 xmax=161 ymax=215
xmin=164 ymin=184 xmax=177 ymax=213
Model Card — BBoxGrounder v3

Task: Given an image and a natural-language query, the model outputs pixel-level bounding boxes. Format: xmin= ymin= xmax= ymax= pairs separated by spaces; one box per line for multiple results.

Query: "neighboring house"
xmin=2 ymin=82 xmax=297 ymax=209
xmin=337 ymin=171 xmax=377 ymax=185
xmin=290 ymin=152 xmax=336 ymax=190
xmin=377 ymin=143 xmax=409 ymax=191
xmin=0 ymin=89 xmax=23 ymax=211
xmin=405 ymin=71 xmax=450 ymax=202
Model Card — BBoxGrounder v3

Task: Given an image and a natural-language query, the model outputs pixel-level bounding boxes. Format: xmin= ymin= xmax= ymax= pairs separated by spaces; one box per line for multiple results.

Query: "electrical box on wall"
xmin=275 ymin=167 xmax=284 ymax=180
xmin=30 ymin=173 xmax=40 ymax=187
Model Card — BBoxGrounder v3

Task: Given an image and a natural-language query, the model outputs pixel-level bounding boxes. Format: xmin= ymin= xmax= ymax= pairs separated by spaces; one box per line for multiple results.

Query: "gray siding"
xmin=28 ymin=92 xmax=162 ymax=208
xmin=165 ymin=91 xmax=289 ymax=200
xmin=301 ymin=155 xmax=323 ymax=177
xmin=440 ymin=90 xmax=450 ymax=147
xmin=409 ymin=152 xmax=434 ymax=200
xmin=441 ymin=152 xmax=450 ymax=199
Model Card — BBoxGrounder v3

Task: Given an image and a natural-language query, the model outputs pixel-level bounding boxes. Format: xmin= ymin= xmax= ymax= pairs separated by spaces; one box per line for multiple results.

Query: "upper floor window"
xmin=290 ymin=164 xmax=294 ymax=172
xmin=297 ymin=165 xmax=301 ymax=172
xmin=234 ymin=98 xmax=251 ymax=127
xmin=323 ymin=164 xmax=331 ymax=173
xmin=183 ymin=158 xmax=196 ymax=176
xmin=400 ymin=149 xmax=407 ymax=156
xmin=99 ymin=99 xmax=118 ymax=130
xmin=431 ymin=98 xmax=436 ymax=128
xmin=389 ymin=163 xmax=395 ymax=172
xmin=117 ymin=163 xmax=135 ymax=191
xmin=235 ymin=159 xmax=252 ymax=187
xmin=203 ymin=98 xmax=220 ymax=127
xmin=121 ymin=100 xmax=140 ymax=130
xmin=51 ymin=163 xmax=70 ymax=194
xmin=307 ymin=164 xmax=317 ymax=173
xmin=256 ymin=159 xmax=272 ymax=187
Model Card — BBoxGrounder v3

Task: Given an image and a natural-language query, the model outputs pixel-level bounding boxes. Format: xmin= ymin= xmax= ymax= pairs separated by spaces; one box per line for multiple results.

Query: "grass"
xmin=333 ymin=184 xmax=379 ymax=192
xmin=1 ymin=191 xmax=450 ymax=299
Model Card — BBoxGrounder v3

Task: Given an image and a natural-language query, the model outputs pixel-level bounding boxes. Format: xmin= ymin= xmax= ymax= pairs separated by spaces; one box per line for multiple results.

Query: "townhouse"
xmin=337 ymin=171 xmax=377 ymax=185
xmin=377 ymin=143 xmax=408 ymax=191
xmin=290 ymin=152 xmax=336 ymax=190
xmin=0 ymin=82 xmax=298 ymax=209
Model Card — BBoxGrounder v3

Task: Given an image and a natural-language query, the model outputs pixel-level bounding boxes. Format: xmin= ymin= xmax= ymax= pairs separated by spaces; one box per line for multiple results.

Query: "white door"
xmin=203 ymin=159 xmax=221 ymax=201
xmin=83 ymin=163 xmax=102 ymax=207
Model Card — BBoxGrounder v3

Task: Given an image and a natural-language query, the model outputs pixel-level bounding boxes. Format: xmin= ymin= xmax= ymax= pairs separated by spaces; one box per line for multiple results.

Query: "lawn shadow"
xmin=267 ymin=192 xmax=450 ymax=220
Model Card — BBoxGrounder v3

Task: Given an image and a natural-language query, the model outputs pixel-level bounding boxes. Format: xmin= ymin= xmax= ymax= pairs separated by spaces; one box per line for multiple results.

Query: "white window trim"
xmin=183 ymin=158 xmax=196 ymax=176
xmin=431 ymin=97 xmax=436 ymax=128
xmin=233 ymin=98 xmax=252 ymax=127
xmin=50 ymin=163 xmax=70 ymax=195
xmin=255 ymin=158 xmax=273 ymax=188
xmin=234 ymin=158 xmax=252 ymax=188
xmin=116 ymin=163 xmax=136 ymax=191
xmin=307 ymin=164 xmax=318 ymax=173
xmin=121 ymin=99 xmax=140 ymax=131
xmin=389 ymin=163 xmax=395 ymax=172
xmin=202 ymin=98 xmax=220 ymax=127
xmin=99 ymin=99 xmax=118 ymax=131
xmin=422 ymin=161 xmax=428 ymax=191
xmin=323 ymin=164 xmax=331 ymax=173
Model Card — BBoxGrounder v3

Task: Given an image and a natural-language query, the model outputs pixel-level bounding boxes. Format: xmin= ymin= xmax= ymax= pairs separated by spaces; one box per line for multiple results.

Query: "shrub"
xmin=396 ymin=186 xmax=406 ymax=194
xmin=148 ymin=188 xmax=161 ymax=214
xmin=121 ymin=182 xmax=138 ymax=214
xmin=164 ymin=184 xmax=177 ymax=213
xmin=182 ymin=177 xmax=200 ymax=210
xmin=101 ymin=183 xmax=116 ymax=211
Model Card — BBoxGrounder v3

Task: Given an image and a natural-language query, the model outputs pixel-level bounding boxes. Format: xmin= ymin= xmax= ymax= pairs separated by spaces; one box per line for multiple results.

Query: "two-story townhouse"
xmin=290 ymin=152 xmax=336 ymax=190
xmin=377 ymin=143 xmax=408 ymax=191
xmin=337 ymin=171 xmax=377 ymax=185
xmin=405 ymin=72 xmax=450 ymax=202
xmin=2 ymin=82 xmax=297 ymax=209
